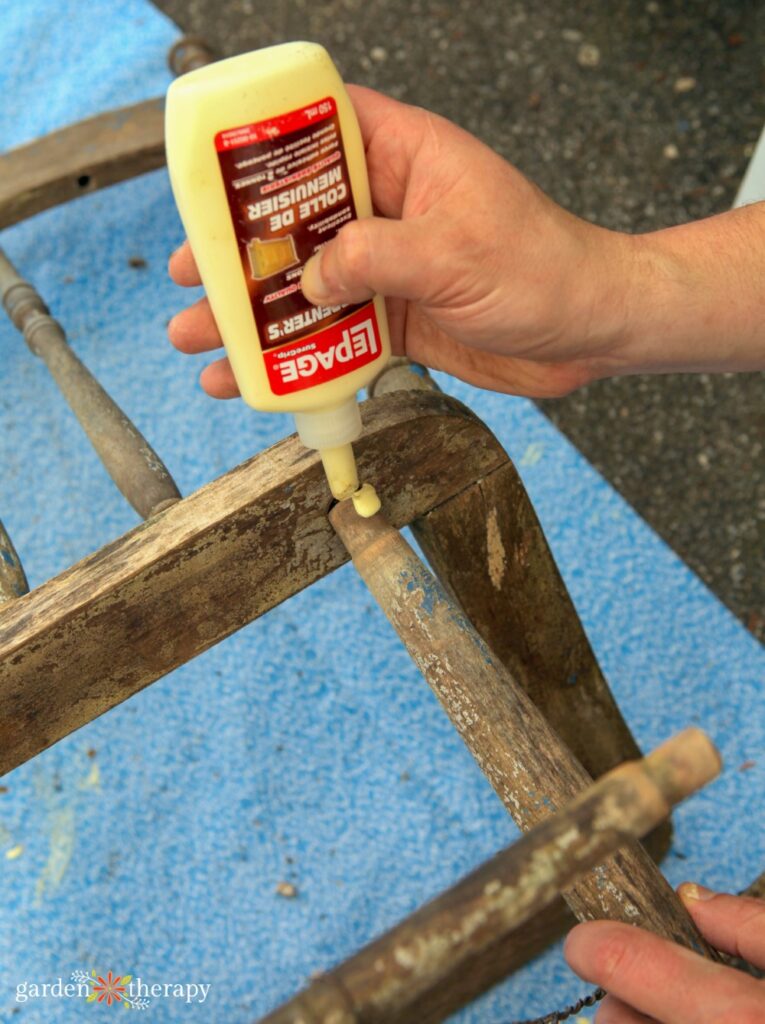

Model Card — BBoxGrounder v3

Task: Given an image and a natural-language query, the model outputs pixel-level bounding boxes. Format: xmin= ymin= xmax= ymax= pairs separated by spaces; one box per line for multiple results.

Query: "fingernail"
xmin=301 ymin=254 xmax=331 ymax=304
xmin=679 ymin=882 xmax=716 ymax=903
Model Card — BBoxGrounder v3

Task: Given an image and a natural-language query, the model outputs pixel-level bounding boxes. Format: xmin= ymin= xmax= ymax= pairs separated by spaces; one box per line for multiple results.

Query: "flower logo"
xmin=71 ymin=970 xmax=148 ymax=1010
xmin=90 ymin=972 xmax=129 ymax=1006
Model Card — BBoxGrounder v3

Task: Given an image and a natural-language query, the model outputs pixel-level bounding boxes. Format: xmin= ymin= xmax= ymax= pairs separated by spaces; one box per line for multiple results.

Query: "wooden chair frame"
xmin=2 ymin=36 xmax=762 ymax=1023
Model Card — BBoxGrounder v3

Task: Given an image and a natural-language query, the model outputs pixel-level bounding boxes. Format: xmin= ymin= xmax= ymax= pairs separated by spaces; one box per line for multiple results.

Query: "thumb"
xmin=679 ymin=882 xmax=765 ymax=969
xmin=301 ymin=216 xmax=430 ymax=306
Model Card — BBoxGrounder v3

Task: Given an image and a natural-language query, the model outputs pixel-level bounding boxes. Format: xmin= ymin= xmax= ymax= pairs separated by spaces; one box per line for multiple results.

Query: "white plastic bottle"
xmin=165 ymin=42 xmax=390 ymax=513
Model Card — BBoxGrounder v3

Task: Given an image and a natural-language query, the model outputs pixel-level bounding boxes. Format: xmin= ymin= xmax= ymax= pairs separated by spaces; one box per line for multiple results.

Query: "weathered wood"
xmin=0 ymin=98 xmax=166 ymax=230
xmin=0 ymin=46 xmax=739 ymax=1018
xmin=0 ymin=247 xmax=181 ymax=519
xmin=369 ymin=356 xmax=436 ymax=397
xmin=0 ymin=378 xmax=679 ymax=999
xmin=0 ymin=392 xmax=507 ymax=776
xmin=369 ymin=358 xmax=670 ymax=999
xmin=374 ymin=360 xmax=647 ymax=779
xmin=375 ymin=360 xmax=671 ymax=860
xmin=414 ymin=465 xmax=672 ymax=860
xmin=329 ymin=501 xmax=717 ymax=955
xmin=0 ymin=519 xmax=28 ymax=606
xmin=259 ymin=728 xmax=720 ymax=1024
xmin=0 ymin=26 xmax=655 ymax=828
xmin=0 ymin=37 xmax=213 ymax=230
xmin=415 ymin=465 xmax=644 ymax=781
xmin=403 ymin=898 xmax=574 ymax=1024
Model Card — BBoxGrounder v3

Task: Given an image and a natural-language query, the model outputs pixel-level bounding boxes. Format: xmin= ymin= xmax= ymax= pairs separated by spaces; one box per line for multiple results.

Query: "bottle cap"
xmin=293 ymin=396 xmax=362 ymax=451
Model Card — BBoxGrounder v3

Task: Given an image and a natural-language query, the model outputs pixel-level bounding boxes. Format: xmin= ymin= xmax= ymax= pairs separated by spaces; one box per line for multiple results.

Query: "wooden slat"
xmin=0 ymin=99 xmax=166 ymax=230
xmin=381 ymin=361 xmax=671 ymax=859
xmin=0 ymin=391 xmax=506 ymax=775
xmin=415 ymin=466 xmax=645 ymax=779
xmin=0 ymin=38 xmax=214 ymax=230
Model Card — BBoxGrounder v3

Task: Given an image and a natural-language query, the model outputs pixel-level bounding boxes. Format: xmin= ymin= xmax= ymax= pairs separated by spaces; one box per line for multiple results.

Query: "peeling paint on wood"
xmin=258 ymin=729 xmax=720 ymax=1024
xmin=330 ymin=505 xmax=717 ymax=958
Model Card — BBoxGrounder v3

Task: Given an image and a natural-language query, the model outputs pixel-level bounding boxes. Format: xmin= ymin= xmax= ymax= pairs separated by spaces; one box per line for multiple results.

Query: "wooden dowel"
xmin=259 ymin=728 xmax=720 ymax=1024
xmin=0 ymin=519 xmax=28 ymax=606
xmin=329 ymin=501 xmax=718 ymax=956
xmin=0 ymin=247 xmax=181 ymax=520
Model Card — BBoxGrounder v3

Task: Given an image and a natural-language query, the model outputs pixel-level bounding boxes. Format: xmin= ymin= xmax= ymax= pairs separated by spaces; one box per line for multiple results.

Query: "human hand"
xmin=564 ymin=882 xmax=765 ymax=1022
xmin=168 ymin=85 xmax=765 ymax=397
xmin=167 ymin=85 xmax=635 ymax=399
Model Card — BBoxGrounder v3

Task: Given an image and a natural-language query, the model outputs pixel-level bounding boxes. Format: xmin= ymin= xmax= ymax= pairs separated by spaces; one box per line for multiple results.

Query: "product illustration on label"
xmin=247 ymin=236 xmax=299 ymax=279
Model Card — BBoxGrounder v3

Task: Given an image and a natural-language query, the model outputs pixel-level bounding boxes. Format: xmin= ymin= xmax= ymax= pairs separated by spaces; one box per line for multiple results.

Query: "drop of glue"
xmin=351 ymin=483 xmax=381 ymax=518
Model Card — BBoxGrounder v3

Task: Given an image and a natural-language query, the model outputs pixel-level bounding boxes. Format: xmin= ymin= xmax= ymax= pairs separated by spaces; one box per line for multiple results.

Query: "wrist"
xmin=579 ymin=223 xmax=721 ymax=378
xmin=568 ymin=223 xmax=644 ymax=381
xmin=596 ymin=207 xmax=765 ymax=377
xmin=609 ymin=228 xmax=696 ymax=375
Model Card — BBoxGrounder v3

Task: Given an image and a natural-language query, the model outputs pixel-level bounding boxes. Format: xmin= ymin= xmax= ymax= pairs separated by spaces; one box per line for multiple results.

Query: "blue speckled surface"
xmin=0 ymin=3 xmax=763 ymax=1021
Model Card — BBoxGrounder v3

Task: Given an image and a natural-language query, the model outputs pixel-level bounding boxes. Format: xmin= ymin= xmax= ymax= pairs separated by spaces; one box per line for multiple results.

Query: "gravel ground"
xmin=153 ymin=0 xmax=764 ymax=641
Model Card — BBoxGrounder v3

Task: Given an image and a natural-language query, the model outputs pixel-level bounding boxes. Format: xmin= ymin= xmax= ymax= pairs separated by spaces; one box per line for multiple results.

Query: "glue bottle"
xmin=165 ymin=43 xmax=390 ymax=515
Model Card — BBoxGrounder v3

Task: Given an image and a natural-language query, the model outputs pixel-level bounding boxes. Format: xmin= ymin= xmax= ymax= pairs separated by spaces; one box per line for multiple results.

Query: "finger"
xmin=345 ymin=84 xmax=408 ymax=150
xmin=596 ymin=994 xmax=657 ymax=1024
xmin=345 ymin=85 xmax=418 ymax=218
xmin=565 ymin=920 xmax=765 ymax=1024
xmin=168 ymin=241 xmax=202 ymax=286
xmin=345 ymin=84 xmax=476 ymax=219
xmin=168 ymin=297 xmax=223 ymax=354
xmin=301 ymin=216 xmax=437 ymax=307
xmin=198 ymin=356 xmax=240 ymax=399
xmin=679 ymin=882 xmax=765 ymax=969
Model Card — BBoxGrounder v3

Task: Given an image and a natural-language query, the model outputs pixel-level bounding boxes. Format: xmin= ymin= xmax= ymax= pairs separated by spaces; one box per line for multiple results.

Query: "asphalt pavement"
xmin=153 ymin=0 xmax=764 ymax=642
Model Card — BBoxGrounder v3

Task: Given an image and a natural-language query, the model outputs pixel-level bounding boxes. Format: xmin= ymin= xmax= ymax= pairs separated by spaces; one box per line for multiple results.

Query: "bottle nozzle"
xmin=319 ymin=442 xmax=360 ymax=500
xmin=293 ymin=398 xmax=381 ymax=515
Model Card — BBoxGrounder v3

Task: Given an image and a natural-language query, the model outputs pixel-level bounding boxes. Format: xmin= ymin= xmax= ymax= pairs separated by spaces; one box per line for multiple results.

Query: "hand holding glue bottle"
xmin=165 ymin=42 xmax=390 ymax=516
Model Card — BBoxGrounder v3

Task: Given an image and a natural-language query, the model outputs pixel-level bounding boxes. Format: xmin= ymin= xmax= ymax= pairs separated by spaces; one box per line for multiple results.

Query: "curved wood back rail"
xmin=1 ymin=389 xmax=632 ymax=779
xmin=0 ymin=37 xmax=214 ymax=231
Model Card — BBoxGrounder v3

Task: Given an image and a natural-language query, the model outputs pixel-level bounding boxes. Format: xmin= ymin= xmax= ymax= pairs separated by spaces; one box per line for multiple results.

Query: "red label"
xmin=264 ymin=303 xmax=381 ymax=394
xmin=215 ymin=98 xmax=337 ymax=151
xmin=215 ymin=96 xmax=377 ymax=397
